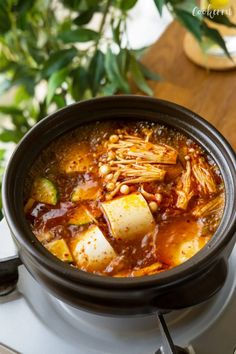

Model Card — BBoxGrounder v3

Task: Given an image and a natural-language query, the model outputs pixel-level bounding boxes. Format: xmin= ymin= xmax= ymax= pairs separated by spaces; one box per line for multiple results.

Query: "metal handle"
xmin=0 ymin=218 xmax=22 ymax=296
xmin=155 ymin=313 xmax=189 ymax=354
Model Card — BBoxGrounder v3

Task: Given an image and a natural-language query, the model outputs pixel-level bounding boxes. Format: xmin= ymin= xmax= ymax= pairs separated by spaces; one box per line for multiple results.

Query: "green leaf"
xmin=204 ymin=12 xmax=236 ymax=27
xmin=117 ymin=48 xmax=129 ymax=77
xmin=14 ymin=85 xmax=31 ymax=105
xmin=174 ymin=1 xmax=202 ymax=19
xmin=59 ymin=28 xmax=99 ymax=43
xmin=139 ymin=63 xmax=162 ymax=81
xmin=153 ymin=0 xmax=165 ymax=16
xmin=0 ymin=149 xmax=5 ymax=160
xmin=129 ymin=55 xmax=153 ymax=96
xmin=59 ymin=0 xmax=80 ymax=10
xmin=174 ymin=9 xmax=202 ymax=42
xmin=71 ymin=67 xmax=89 ymax=100
xmin=52 ymin=94 xmax=66 ymax=108
xmin=101 ymin=82 xmax=118 ymax=96
xmin=0 ymin=129 xmax=23 ymax=143
xmin=11 ymin=115 xmax=28 ymax=127
xmin=73 ymin=10 xmax=94 ymax=25
xmin=13 ymin=78 xmax=35 ymax=96
xmin=89 ymin=50 xmax=105 ymax=96
xmin=0 ymin=55 xmax=15 ymax=73
xmin=27 ymin=44 xmax=45 ymax=63
xmin=10 ymin=65 xmax=36 ymax=95
xmin=112 ymin=19 xmax=122 ymax=45
xmin=105 ymin=49 xmax=130 ymax=94
xmin=10 ymin=118 xmax=29 ymax=135
xmin=201 ymin=22 xmax=231 ymax=58
xmin=132 ymin=46 xmax=149 ymax=60
xmin=46 ymin=68 xmax=68 ymax=105
xmin=16 ymin=12 xmax=27 ymax=30
xmin=0 ymin=105 xmax=22 ymax=116
xmin=0 ymin=0 xmax=11 ymax=34
xmin=36 ymin=101 xmax=47 ymax=122
xmin=59 ymin=0 xmax=99 ymax=11
xmin=0 ymin=106 xmax=28 ymax=130
xmin=119 ymin=0 xmax=138 ymax=11
xmin=42 ymin=48 xmax=77 ymax=77
xmin=13 ymin=0 xmax=35 ymax=13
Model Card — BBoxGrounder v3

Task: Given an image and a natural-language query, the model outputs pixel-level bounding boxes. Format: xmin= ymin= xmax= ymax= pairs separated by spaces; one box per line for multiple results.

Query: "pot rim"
xmin=3 ymin=95 xmax=236 ymax=289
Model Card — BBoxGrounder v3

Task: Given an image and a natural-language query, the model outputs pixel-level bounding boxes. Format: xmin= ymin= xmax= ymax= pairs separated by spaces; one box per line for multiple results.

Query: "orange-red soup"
xmin=24 ymin=121 xmax=225 ymax=277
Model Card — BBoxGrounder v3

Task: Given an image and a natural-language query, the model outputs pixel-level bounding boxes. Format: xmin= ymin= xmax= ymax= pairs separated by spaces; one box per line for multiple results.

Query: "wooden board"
xmin=142 ymin=21 xmax=236 ymax=150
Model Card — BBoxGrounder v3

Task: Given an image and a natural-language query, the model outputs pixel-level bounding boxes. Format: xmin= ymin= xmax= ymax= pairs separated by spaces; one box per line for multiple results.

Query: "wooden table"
xmin=143 ymin=21 xmax=236 ymax=150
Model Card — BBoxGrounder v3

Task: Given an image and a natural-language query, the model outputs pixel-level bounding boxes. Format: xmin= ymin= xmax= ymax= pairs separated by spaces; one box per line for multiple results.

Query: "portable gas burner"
xmin=1 ymin=217 xmax=236 ymax=354
xmin=1 ymin=96 xmax=236 ymax=354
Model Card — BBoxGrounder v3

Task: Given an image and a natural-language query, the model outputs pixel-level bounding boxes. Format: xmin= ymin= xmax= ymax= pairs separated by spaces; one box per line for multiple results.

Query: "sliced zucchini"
xmin=68 ymin=206 xmax=93 ymax=226
xmin=31 ymin=177 xmax=58 ymax=205
xmin=46 ymin=239 xmax=73 ymax=263
xmin=71 ymin=182 xmax=100 ymax=202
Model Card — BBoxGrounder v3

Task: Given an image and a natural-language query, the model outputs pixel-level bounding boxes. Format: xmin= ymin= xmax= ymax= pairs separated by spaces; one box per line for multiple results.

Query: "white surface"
xmin=0 ymin=218 xmax=17 ymax=259
xmin=0 ymin=252 xmax=235 ymax=354
xmin=127 ymin=0 xmax=172 ymax=49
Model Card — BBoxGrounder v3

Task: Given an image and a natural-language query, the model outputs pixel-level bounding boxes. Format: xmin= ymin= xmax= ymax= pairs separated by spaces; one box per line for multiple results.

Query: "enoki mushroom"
xmin=99 ymin=132 xmax=178 ymax=199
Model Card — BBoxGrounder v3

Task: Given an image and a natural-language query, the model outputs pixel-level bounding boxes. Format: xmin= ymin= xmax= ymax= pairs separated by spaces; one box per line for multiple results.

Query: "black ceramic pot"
xmin=2 ymin=95 xmax=236 ymax=316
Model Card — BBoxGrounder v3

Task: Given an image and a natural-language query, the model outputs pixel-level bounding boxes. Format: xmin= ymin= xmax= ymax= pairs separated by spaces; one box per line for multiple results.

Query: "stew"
xmin=24 ymin=121 xmax=225 ymax=277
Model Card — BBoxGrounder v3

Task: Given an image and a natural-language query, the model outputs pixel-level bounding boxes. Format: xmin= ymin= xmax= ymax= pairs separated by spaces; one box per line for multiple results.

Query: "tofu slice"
xmin=101 ymin=193 xmax=155 ymax=241
xmin=24 ymin=198 xmax=35 ymax=213
xmin=156 ymin=217 xmax=208 ymax=266
xmin=176 ymin=237 xmax=209 ymax=265
xmin=70 ymin=225 xmax=116 ymax=272
xmin=59 ymin=143 xmax=93 ymax=173
xmin=71 ymin=181 xmax=101 ymax=202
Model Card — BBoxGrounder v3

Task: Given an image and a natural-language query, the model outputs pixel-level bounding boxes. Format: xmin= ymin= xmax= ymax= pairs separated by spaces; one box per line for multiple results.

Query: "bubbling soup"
xmin=24 ymin=121 xmax=225 ymax=277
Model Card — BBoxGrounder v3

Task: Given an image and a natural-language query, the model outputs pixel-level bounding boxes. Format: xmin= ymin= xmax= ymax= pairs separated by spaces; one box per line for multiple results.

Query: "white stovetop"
xmin=1 ymin=218 xmax=236 ymax=354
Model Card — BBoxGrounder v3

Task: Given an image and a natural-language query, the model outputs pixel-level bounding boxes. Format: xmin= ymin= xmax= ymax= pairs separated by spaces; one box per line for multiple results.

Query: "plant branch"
xmin=95 ymin=0 xmax=113 ymax=51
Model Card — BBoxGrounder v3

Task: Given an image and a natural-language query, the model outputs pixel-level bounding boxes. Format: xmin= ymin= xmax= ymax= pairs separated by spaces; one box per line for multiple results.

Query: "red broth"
xmin=24 ymin=121 xmax=224 ymax=277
